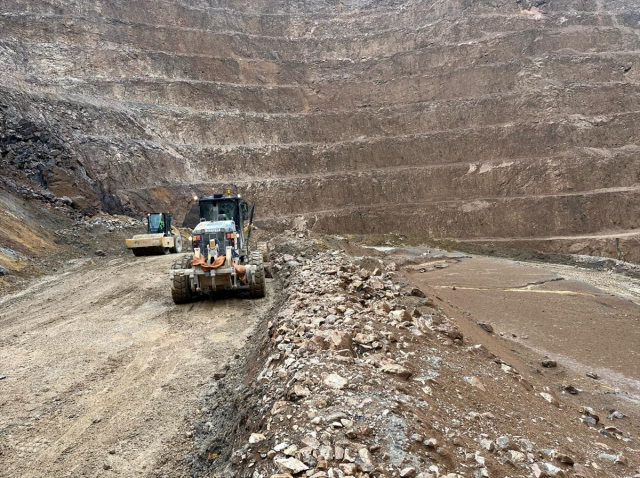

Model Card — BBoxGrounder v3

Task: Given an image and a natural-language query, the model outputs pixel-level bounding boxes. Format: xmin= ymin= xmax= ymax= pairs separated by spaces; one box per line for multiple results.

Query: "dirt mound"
xmin=192 ymin=236 xmax=639 ymax=478
xmin=0 ymin=189 xmax=148 ymax=293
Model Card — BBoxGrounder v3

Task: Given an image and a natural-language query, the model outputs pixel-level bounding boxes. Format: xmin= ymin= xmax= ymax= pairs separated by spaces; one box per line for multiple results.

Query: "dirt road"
xmin=0 ymin=254 xmax=272 ymax=477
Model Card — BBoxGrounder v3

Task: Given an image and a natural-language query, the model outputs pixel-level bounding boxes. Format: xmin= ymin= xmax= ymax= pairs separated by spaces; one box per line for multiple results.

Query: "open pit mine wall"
xmin=1 ymin=0 xmax=639 ymax=243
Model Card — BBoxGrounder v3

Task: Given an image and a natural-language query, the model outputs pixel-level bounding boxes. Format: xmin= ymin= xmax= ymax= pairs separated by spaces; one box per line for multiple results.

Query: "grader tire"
xmin=257 ymin=242 xmax=269 ymax=262
xmin=249 ymin=251 xmax=266 ymax=299
xmin=171 ymin=255 xmax=193 ymax=304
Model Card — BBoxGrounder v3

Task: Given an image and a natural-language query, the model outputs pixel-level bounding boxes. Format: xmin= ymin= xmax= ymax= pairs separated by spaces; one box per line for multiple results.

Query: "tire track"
xmin=0 ymin=253 xmax=273 ymax=477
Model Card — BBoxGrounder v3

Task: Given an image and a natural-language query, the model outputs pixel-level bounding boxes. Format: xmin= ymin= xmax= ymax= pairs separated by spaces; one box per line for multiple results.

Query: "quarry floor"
xmin=0 ymin=254 xmax=273 ymax=477
xmin=0 ymin=242 xmax=639 ymax=477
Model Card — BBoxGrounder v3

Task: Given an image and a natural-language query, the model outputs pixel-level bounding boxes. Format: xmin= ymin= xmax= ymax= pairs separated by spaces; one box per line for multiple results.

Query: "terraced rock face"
xmin=1 ymin=0 xmax=639 ymax=245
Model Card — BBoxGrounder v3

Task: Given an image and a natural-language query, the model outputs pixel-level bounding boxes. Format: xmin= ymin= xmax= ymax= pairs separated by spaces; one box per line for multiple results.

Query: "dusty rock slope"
xmin=193 ymin=234 xmax=640 ymax=478
xmin=2 ymin=0 xmax=640 ymax=255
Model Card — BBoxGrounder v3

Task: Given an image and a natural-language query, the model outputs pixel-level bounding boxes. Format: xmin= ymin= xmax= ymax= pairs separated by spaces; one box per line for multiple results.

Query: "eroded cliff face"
xmin=1 ymin=0 xmax=639 ymax=240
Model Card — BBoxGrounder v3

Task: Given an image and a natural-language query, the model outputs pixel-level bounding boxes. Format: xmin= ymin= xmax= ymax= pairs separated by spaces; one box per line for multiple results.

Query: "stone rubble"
xmin=53 ymin=214 xmax=141 ymax=238
xmin=0 ymin=175 xmax=88 ymax=220
xmin=196 ymin=235 xmax=639 ymax=478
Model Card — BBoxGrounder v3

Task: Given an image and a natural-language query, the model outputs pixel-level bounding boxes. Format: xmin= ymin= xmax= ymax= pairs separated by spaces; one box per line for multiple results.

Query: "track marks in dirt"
xmin=0 ymin=253 xmax=272 ymax=477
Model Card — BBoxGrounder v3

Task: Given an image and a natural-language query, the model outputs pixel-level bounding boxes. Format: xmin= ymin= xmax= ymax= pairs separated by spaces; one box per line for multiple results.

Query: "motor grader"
xmin=126 ymin=213 xmax=183 ymax=256
xmin=169 ymin=192 xmax=267 ymax=304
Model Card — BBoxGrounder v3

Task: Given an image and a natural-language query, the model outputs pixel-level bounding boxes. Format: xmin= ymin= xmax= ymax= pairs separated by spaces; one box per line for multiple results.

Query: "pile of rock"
xmin=54 ymin=215 xmax=141 ymax=238
xmin=0 ymin=176 xmax=85 ymax=218
xmin=195 ymin=236 xmax=638 ymax=478
xmin=87 ymin=216 xmax=140 ymax=230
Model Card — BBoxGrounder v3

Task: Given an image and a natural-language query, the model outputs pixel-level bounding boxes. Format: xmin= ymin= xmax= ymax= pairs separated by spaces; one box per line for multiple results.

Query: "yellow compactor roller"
xmin=126 ymin=213 xmax=183 ymax=256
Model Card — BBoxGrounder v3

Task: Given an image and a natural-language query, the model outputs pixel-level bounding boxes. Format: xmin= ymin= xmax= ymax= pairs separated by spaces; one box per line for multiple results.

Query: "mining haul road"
xmin=0 ymin=254 xmax=271 ymax=477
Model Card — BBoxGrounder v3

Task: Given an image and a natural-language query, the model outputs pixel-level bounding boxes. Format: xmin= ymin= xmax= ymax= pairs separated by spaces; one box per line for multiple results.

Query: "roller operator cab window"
xmin=148 ymin=214 xmax=164 ymax=234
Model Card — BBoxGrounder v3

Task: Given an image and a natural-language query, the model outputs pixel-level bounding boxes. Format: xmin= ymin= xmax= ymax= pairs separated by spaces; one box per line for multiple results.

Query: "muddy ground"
xmin=407 ymin=255 xmax=640 ymax=399
xmin=0 ymin=253 xmax=272 ymax=477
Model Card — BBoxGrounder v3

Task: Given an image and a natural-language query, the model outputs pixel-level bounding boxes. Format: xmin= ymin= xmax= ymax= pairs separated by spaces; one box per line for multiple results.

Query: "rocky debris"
xmin=52 ymin=214 xmax=142 ymax=246
xmin=87 ymin=216 xmax=140 ymax=230
xmin=0 ymin=106 xmax=101 ymax=219
xmin=0 ymin=265 xmax=8 ymax=276
xmin=249 ymin=433 xmax=266 ymax=444
xmin=322 ymin=373 xmax=348 ymax=389
xmin=598 ymin=452 xmax=629 ymax=466
xmin=555 ymin=454 xmax=574 ymax=466
xmin=1 ymin=176 xmax=85 ymax=220
xmin=193 ymin=234 xmax=639 ymax=478
xmin=539 ymin=391 xmax=560 ymax=406
xmin=464 ymin=376 xmax=486 ymax=392
xmin=385 ymin=261 xmax=399 ymax=272
xmin=275 ymin=457 xmax=309 ymax=474
xmin=495 ymin=436 xmax=510 ymax=451
xmin=579 ymin=406 xmax=600 ymax=425
xmin=541 ymin=359 xmax=557 ymax=368
xmin=400 ymin=466 xmax=417 ymax=477
xmin=532 ymin=462 xmax=564 ymax=477
xmin=609 ymin=410 xmax=626 ymax=420
xmin=561 ymin=383 xmax=580 ymax=395
xmin=213 ymin=362 xmax=230 ymax=380
xmin=586 ymin=372 xmax=599 ymax=380
xmin=477 ymin=322 xmax=494 ymax=333
xmin=54 ymin=215 xmax=140 ymax=237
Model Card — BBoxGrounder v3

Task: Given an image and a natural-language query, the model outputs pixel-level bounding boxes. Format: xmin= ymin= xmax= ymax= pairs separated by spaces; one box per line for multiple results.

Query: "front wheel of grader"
xmin=171 ymin=255 xmax=193 ymax=304
xmin=249 ymin=251 xmax=266 ymax=299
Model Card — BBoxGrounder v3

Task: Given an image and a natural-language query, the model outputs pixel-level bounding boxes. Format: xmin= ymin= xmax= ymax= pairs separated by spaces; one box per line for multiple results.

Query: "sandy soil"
xmin=0 ymin=253 xmax=272 ymax=477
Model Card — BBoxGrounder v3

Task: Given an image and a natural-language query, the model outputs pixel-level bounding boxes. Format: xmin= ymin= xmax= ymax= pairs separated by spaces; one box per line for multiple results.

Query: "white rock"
xmin=479 ymin=438 xmax=495 ymax=451
xmin=275 ymin=457 xmax=309 ymax=474
xmin=323 ymin=373 xmax=348 ymax=389
xmin=284 ymin=444 xmax=298 ymax=456
xmin=501 ymin=364 xmax=515 ymax=374
xmin=507 ymin=450 xmax=525 ymax=463
xmin=249 ymin=433 xmax=266 ymax=444
xmin=540 ymin=462 xmax=564 ymax=477
xmin=539 ymin=392 xmax=559 ymax=406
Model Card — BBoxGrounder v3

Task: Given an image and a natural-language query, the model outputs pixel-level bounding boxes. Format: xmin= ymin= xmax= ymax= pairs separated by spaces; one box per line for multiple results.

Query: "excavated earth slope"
xmin=1 ymin=0 xmax=640 ymax=251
